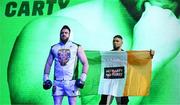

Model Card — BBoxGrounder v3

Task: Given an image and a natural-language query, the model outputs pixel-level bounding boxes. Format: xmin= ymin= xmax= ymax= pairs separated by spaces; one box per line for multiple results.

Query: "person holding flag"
xmin=99 ymin=35 xmax=129 ymax=105
xmin=99 ymin=35 xmax=155 ymax=105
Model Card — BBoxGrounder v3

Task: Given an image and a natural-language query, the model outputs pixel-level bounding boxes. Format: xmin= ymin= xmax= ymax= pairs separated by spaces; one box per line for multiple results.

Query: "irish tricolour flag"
xmin=79 ymin=50 xmax=152 ymax=97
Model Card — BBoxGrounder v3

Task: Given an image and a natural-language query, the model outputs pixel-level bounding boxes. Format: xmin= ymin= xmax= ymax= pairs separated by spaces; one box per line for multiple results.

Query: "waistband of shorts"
xmin=54 ymin=78 xmax=75 ymax=81
xmin=54 ymin=76 xmax=75 ymax=81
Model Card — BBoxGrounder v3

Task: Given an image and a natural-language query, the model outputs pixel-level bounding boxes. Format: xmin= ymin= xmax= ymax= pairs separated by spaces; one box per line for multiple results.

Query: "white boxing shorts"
xmin=52 ymin=80 xmax=80 ymax=96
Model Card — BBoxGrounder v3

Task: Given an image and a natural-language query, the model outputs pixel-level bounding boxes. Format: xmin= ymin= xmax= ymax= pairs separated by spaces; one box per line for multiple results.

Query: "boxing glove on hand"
xmin=75 ymin=79 xmax=85 ymax=89
xmin=75 ymin=73 xmax=87 ymax=89
xmin=43 ymin=80 xmax=52 ymax=90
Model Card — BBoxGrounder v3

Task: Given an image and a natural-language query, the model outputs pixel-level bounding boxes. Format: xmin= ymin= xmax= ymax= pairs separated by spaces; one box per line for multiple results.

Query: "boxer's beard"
xmin=60 ymin=37 xmax=69 ymax=44
xmin=113 ymin=46 xmax=120 ymax=51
